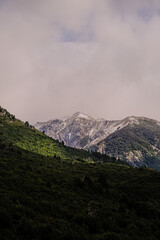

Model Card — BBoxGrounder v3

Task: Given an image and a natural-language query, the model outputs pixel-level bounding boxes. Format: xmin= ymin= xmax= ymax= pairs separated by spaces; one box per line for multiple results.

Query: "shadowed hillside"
xmin=1 ymin=107 xmax=160 ymax=240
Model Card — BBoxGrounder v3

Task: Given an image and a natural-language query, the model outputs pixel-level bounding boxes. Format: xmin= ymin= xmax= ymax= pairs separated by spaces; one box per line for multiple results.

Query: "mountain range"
xmin=35 ymin=112 xmax=160 ymax=170
xmin=1 ymin=105 xmax=160 ymax=239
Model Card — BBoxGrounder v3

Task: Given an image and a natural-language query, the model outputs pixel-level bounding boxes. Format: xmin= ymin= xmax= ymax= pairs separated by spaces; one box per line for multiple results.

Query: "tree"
xmin=25 ymin=121 xmax=29 ymax=127
xmin=11 ymin=115 xmax=15 ymax=121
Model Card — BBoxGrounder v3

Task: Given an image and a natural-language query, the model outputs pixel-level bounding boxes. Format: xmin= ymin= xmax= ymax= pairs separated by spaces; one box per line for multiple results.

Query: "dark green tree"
xmin=25 ymin=121 xmax=29 ymax=127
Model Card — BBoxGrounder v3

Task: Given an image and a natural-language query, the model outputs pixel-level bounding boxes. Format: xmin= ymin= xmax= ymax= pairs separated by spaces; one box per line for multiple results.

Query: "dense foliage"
xmin=1 ymin=106 xmax=160 ymax=239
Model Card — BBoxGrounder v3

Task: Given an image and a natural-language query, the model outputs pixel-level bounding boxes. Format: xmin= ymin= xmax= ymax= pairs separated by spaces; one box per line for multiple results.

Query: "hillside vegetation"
xmin=0 ymin=106 xmax=115 ymax=163
xmin=1 ymin=106 xmax=160 ymax=240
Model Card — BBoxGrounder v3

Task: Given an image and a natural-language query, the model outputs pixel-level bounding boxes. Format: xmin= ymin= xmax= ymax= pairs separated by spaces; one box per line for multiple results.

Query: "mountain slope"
xmin=1 ymin=107 xmax=160 ymax=239
xmin=35 ymin=112 xmax=130 ymax=148
xmin=0 ymin=107 xmax=116 ymax=163
xmin=35 ymin=113 xmax=160 ymax=169
xmin=91 ymin=117 xmax=160 ymax=170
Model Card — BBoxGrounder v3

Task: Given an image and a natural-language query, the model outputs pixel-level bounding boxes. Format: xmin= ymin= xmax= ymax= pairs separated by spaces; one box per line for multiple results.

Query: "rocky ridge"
xmin=35 ymin=112 xmax=160 ymax=169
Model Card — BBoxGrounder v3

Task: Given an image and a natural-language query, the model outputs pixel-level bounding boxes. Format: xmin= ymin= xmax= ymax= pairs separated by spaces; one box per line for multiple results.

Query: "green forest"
xmin=1 ymin=106 xmax=160 ymax=240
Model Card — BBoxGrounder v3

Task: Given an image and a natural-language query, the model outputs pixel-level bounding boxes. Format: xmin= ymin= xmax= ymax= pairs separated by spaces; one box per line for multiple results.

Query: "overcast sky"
xmin=1 ymin=0 xmax=160 ymax=123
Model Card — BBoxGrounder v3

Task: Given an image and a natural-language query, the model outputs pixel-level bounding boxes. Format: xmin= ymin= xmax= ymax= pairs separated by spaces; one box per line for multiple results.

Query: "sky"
xmin=1 ymin=0 xmax=160 ymax=124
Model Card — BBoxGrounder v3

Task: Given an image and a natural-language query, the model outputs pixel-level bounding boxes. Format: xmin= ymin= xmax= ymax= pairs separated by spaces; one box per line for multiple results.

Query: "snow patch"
xmin=89 ymin=129 xmax=94 ymax=136
xmin=74 ymin=112 xmax=90 ymax=119
xmin=68 ymin=133 xmax=71 ymax=140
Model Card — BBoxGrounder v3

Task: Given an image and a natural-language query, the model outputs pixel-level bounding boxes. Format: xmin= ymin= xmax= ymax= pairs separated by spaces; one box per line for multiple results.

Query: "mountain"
xmin=1 ymin=106 xmax=160 ymax=240
xmin=91 ymin=117 xmax=160 ymax=169
xmin=35 ymin=112 xmax=160 ymax=170
xmin=0 ymin=107 xmax=116 ymax=164
xmin=35 ymin=112 xmax=128 ymax=148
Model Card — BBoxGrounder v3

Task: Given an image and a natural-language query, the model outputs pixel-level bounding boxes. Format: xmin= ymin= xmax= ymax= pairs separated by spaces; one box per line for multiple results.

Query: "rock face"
xmin=35 ymin=112 xmax=128 ymax=148
xmin=35 ymin=112 xmax=160 ymax=169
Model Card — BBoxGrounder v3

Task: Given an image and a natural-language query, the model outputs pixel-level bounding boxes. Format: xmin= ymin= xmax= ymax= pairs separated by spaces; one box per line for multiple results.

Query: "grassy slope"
xmin=1 ymin=107 xmax=160 ymax=239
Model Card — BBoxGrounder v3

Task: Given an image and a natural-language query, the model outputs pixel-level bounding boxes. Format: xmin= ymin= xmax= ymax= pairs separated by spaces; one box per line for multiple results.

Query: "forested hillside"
xmin=1 ymin=107 xmax=160 ymax=240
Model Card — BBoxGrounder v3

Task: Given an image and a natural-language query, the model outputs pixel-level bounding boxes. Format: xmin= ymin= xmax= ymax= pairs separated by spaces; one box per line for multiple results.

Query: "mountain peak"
xmin=35 ymin=112 xmax=160 ymax=170
xmin=72 ymin=112 xmax=90 ymax=119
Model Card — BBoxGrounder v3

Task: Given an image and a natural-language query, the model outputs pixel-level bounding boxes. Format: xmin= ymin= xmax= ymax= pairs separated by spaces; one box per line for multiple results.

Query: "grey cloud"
xmin=0 ymin=0 xmax=160 ymax=123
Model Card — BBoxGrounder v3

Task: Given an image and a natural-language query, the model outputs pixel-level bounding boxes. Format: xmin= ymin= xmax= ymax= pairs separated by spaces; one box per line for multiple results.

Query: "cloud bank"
xmin=0 ymin=0 xmax=160 ymax=123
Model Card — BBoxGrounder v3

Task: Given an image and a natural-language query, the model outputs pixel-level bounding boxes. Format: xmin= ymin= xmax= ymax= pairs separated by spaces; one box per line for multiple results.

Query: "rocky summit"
xmin=35 ymin=112 xmax=160 ymax=170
